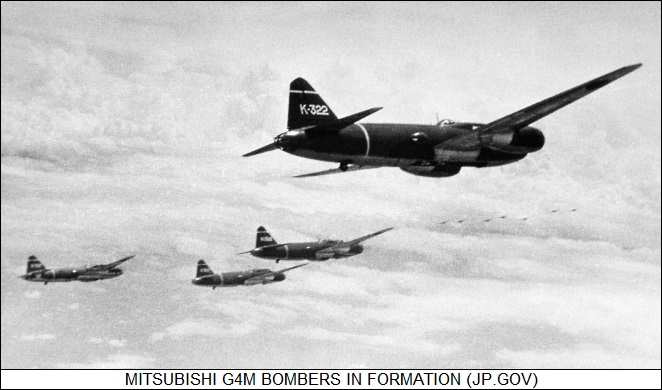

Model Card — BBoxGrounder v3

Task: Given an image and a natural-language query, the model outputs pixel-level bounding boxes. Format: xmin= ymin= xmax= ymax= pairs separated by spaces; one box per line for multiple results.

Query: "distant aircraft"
xmin=191 ymin=260 xmax=307 ymax=289
xmin=244 ymin=64 xmax=642 ymax=177
xmin=20 ymin=255 xmax=134 ymax=284
xmin=240 ymin=226 xmax=393 ymax=262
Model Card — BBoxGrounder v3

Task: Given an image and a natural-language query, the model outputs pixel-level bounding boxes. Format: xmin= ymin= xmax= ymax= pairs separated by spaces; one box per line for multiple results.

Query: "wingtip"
xmin=621 ymin=63 xmax=642 ymax=73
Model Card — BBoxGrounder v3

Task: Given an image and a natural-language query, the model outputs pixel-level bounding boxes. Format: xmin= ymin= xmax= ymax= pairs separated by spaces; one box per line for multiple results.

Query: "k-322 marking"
xmin=300 ymin=104 xmax=329 ymax=115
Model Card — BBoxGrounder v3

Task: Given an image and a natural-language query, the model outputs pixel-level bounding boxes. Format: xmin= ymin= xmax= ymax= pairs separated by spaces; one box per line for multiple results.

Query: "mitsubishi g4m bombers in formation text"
xmin=244 ymin=64 xmax=642 ymax=178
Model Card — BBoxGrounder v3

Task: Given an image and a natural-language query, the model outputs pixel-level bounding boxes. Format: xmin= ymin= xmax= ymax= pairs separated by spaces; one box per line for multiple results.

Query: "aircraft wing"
xmin=294 ymin=164 xmax=381 ymax=178
xmin=95 ymin=255 xmax=135 ymax=271
xmin=335 ymin=227 xmax=393 ymax=248
xmin=274 ymin=263 xmax=308 ymax=274
xmin=244 ymin=264 xmax=308 ymax=284
xmin=435 ymin=64 xmax=642 ymax=151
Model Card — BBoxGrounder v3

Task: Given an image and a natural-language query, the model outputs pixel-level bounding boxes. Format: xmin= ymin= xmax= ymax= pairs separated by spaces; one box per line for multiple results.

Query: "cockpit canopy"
xmin=436 ymin=119 xmax=455 ymax=127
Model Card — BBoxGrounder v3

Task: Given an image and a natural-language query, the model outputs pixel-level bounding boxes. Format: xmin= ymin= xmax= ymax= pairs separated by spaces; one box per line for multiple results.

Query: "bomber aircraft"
xmin=191 ymin=259 xmax=307 ymax=289
xmin=20 ymin=255 xmax=135 ymax=284
xmin=240 ymin=226 xmax=393 ymax=262
xmin=244 ymin=64 xmax=642 ymax=177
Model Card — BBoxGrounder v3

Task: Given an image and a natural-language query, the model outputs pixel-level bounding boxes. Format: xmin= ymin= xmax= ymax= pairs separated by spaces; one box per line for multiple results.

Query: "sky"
xmin=1 ymin=2 xmax=660 ymax=369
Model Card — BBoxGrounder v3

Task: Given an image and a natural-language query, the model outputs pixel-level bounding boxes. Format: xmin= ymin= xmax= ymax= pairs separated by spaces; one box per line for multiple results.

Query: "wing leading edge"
xmin=273 ymin=263 xmax=309 ymax=274
xmin=294 ymin=164 xmax=381 ymax=178
xmin=97 ymin=255 xmax=135 ymax=271
xmin=436 ymin=63 xmax=642 ymax=151
xmin=335 ymin=227 xmax=394 ymax=248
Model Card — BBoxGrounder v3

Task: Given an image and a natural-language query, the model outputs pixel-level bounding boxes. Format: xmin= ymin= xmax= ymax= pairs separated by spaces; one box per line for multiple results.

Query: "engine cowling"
xmin=244 ymin=274 xmax=276 ymax=286
xmin=400 ymin=163 xmax=461 ymax=178
xmin=315 ymin=250 xmax=335 ymax=260
xmin=481 ymin=127 xmax=545 ymax=153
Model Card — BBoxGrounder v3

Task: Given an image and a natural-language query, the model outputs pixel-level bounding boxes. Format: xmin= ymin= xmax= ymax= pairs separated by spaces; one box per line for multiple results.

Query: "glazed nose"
xmin=275 ymin=131 xmax=305 ymax=150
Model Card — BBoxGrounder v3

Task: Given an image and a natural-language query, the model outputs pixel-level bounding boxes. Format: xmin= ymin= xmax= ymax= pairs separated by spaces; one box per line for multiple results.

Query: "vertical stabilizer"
xmin=27 ymin=255 xmax=45 ymax=273
xmin=196 ymin=260 xmax=214 ymax=277
xmin=288 ymin=78 xmax=338 ymax=129
xmin=256 ymin=226 xmax=277 ymax=248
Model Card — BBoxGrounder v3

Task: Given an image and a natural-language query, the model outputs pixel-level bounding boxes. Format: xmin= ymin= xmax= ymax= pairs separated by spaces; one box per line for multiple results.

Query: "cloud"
xmin=150 ymin=320 xmax=258 ymax=342
xmin=21 ymin=334 xmax=56 ymax=341
xmin=89 ymin=337 xmax=127 ymax=348
xmin=56 ymin=354 xmax=154 ymax=369
xmin=23 ymin=290 xmax=41 ymax=299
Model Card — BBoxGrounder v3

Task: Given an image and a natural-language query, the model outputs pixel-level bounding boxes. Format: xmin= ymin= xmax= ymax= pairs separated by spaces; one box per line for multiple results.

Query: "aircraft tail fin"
xmin=256 ymin=226 xmax=277 ymax=248
xmin=196 ymin=260 xmax=214 ymax=277
xmin=288 ymin=78 xmax=338 ymax=129
xmin=26 ymin=255 xmax=45 ymax=273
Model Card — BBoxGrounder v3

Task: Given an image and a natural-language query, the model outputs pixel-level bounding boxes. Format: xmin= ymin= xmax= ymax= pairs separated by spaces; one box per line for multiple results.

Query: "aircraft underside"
xmin=291 ymin=149 xmax=525 ymax=168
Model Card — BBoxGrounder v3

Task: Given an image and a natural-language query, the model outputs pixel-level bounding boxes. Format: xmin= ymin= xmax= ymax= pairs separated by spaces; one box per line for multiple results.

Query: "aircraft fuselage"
xmin=276 ymin=122 xmax=544 ymax=169
xmin=21 ymin=267 xmax=123 ymax=283
xmin=250 ymin=241 xmax=364 ymax=261
xmin=192 ymin=269 xmax=285 ymax=287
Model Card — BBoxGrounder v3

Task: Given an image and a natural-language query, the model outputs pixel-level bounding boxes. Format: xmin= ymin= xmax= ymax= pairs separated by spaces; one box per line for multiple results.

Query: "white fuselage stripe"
xmin=285 ymin=245 xmax=289 ymax=260
xmin=356 ymin=123 xmax=370 ymax=157
xmin=289 ymin=90 xmax=318 ymax=94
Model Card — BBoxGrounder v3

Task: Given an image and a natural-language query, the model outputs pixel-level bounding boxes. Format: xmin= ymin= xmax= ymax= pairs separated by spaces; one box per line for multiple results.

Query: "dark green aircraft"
xmin=191 ymin=260 xmax=307 ymax=289
xmin=239 ymin=226 xmax=393 ymax=263
xmin=20 ymin=255 xmax=135 ymax=285
xmin=244 ymin=64 xmax=641 ymax=177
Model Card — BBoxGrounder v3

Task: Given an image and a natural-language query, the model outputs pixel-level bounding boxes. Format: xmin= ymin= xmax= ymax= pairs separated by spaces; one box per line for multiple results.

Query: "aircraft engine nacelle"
xmin=400 ymin=164 xmax=461 ymax=178
xmin=315 ymin=251 xmax=335 ymax=260
xmin=481 ymin=127 xmax=545 ymax=154
xmin=333 ymin=247 xmax=350 ymax=255
xmin=76 ymin=274 xmax=100 ymax=281
xmin=245 ymin=274 xmax=277 ymax=286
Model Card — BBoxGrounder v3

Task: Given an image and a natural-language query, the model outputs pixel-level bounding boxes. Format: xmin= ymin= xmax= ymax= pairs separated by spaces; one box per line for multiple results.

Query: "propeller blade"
xmin=243 ymin=143 xmax=278 ymax=157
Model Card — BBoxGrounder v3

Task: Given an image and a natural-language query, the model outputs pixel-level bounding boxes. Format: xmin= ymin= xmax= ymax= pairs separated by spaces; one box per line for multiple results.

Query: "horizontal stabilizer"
xmin=299 ymin=107 xmax=383 ymax=133
xmin=243 ymin=142 xmax=278 ymax=157
xmin=294 ymin=165 xmax=381 ymax=178
xmin=238 ymin=243 xmax=285 ymax=255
